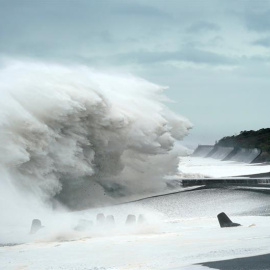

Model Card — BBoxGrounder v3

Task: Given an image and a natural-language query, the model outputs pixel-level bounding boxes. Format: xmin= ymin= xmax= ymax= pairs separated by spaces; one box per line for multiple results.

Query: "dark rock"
xmin=138 ymin=214 xmax=146 ymax=224
xmin=106 ymin=215 xmax=115 ymax=225
xmin=96 ymin=213 xmax=105 ymax=225
xmin=217 ymin=212 xmax=241 ymax=228
xmin=30 ymin=219 xmax=43 ymax=234
xmin=126 ymin=214 xmax=136 ymax=225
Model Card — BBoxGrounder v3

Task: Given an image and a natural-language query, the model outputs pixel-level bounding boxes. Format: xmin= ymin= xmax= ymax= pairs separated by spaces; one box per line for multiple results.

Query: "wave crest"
xmin=0 ymin=61 xmax=192 ymax=209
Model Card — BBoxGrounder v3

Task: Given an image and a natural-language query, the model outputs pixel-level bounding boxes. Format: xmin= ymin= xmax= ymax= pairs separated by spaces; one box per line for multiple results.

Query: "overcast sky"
xmin=1 ymin=0 xmax=270 ymax=146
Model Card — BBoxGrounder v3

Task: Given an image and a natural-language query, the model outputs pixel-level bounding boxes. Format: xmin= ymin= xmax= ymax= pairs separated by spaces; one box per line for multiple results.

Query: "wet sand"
xmin=200 ymin=253 xmax=270 ymax=270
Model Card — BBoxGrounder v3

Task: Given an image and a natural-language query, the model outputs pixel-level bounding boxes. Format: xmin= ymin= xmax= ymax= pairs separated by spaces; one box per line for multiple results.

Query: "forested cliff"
xmin=217 ymin=128 xmax=270 ymax=162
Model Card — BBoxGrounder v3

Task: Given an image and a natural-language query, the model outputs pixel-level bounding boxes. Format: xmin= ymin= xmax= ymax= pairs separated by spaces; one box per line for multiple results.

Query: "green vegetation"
xmin=217 ymin=128 xmax=270 ymax=162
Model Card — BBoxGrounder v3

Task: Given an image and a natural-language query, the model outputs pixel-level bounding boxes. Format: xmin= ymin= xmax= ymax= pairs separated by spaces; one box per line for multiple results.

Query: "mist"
xmin=0 ymin=60 xmax=192 ymax=240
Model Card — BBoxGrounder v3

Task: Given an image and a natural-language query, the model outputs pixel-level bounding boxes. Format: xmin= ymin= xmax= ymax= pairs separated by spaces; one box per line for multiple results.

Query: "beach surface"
xmin=1 ymin=186 xmax=270 ymax=270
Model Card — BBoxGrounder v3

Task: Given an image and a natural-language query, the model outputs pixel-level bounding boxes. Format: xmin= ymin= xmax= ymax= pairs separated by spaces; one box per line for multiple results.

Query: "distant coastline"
xmin=217 ymin=128 xmax=270 ymax=163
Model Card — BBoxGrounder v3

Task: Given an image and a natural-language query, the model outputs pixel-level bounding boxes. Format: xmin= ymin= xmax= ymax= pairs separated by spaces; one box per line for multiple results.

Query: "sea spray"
xmin=0 ymin=60 xmax=192 ymax=236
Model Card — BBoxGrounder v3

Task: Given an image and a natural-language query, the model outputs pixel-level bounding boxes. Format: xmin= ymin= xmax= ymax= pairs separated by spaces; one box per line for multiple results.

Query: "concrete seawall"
xmin=208 ymin=146 xmax=234 ymax=160
xmin=182 ymin=178 xmax=270 ymax=187
xmin=192 ymin=145 xmax=214 ymax=157
xmin=192 ymin=145 xmax=262 ymax=164
xmin=229 ymin=148 xmax=261 ymax=163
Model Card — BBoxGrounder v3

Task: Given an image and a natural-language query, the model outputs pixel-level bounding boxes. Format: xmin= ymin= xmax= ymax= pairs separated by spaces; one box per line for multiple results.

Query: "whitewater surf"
xmin=0 ymin=60 xmax=192 ymax=241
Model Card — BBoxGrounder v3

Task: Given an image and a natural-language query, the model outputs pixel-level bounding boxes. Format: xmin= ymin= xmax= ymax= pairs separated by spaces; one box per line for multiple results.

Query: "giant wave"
xmin=0 ymin=61 xmax=192 ymax=212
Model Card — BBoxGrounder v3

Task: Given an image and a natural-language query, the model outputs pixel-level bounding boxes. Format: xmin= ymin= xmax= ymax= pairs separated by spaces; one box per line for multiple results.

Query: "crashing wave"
xmin=0 ymin=60 xmax=192 ymax=210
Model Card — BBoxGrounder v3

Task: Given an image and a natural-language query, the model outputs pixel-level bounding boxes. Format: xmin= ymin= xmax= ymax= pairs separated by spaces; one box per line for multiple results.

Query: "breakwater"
xmin=182 ymin=178 xmax=270 ymax=187
xmin=192 ymin=145 xmax=261 ymax=163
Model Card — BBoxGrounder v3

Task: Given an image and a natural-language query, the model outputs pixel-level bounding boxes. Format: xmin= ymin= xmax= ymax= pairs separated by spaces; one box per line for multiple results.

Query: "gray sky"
xmin=1 ymin=0 xmax=270 ymax=146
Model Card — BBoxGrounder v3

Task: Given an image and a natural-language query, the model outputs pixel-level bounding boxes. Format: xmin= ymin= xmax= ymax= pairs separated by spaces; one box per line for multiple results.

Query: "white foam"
xmin=179 ymin=156 xmax=270 ymax=178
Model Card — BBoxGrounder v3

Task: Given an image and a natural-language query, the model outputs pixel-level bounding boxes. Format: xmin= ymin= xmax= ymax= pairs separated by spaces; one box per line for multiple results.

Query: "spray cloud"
xmin=0 ymin=60 xmax=192 ymax=211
